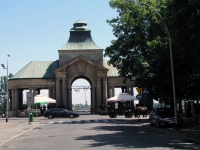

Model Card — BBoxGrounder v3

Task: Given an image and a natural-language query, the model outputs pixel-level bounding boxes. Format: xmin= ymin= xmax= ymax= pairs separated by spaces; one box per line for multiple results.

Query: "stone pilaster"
xmin=96 ymin=78 xmax=101 ymax=113
xmin=103 ymin=78 xmax=107 ymax=104
xmin=91 ymin=87 xmax=95 ymax=113
xmin=112 ymin=87 xmax=115 ymax=97
xmin=62 ymin=79 xmax=67 ymax=107
xmin=56 ymin=79 xmax=61 ymax=106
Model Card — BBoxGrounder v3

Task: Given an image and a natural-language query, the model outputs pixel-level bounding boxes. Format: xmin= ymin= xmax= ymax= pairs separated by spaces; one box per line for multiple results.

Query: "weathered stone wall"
xmin=58 ymin=50 xmax=103 ymax=67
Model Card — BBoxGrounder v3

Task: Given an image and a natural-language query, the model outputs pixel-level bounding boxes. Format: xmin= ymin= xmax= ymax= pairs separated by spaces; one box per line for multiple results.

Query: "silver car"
xmin=149 ymin=108 xmax=183 ymax=128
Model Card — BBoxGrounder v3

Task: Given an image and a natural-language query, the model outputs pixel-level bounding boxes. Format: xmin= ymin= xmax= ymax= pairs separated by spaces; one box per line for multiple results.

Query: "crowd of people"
xmin=40 ymin=105 xmax=46 ymax=116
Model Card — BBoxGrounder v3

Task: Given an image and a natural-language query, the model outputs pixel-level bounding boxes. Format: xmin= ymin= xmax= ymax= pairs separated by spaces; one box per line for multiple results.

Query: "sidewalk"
xmin=165 ymin=117 xmax=200 ymax=144
xmin=0 ymin=118 xmax=41 ymax=146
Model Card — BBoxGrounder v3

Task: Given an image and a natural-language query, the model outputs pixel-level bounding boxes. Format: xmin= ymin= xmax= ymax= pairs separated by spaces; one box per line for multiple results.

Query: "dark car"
xmin=44 ymin=108 xmax=79 ymax=119
xmin=149 ymin=108 xmax=183 ymax=128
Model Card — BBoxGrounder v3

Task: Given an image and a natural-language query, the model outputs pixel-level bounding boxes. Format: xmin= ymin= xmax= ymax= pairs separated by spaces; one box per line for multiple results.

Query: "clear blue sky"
xmin=0 ymin=0 xmax=123 ymax=104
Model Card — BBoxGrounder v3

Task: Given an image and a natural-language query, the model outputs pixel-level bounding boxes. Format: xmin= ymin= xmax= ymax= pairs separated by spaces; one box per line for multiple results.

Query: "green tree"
xmin=105 ymin=0 xmax=172 ymax=101
xmin=105 ymin=0 xmax=200 ymax=107
xmin=0 ymin=76 xmax=7 ymax=114
xmin=166 ymin=0 xmax=200 ymax=100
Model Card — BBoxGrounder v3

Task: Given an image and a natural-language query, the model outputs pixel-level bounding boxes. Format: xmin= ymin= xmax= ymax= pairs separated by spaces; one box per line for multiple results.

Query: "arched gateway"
xmin=8 ymin=20 xmax=135 ymax=116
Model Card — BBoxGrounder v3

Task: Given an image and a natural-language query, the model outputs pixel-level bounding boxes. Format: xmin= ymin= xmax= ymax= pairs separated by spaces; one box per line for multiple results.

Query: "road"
xmin=1 ymin=115 xmax=200 ymax=150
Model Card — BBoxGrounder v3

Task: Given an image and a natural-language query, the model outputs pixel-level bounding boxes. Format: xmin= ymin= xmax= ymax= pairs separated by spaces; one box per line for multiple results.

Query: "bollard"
xmin=29 ymin=113 xmax=33 ymax=122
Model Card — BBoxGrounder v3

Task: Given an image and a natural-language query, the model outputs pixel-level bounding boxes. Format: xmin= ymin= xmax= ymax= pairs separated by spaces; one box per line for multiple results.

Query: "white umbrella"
xmin=107 ymin=93 xmax=137 ymax=102
xmin=34 ymin=94 xmax=56 ymax=104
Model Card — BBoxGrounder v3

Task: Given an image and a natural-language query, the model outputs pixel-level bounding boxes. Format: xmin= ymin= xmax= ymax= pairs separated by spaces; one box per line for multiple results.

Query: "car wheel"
xmin=150 ymin=123 xmax=153 ymax=127
xmin=70 ymin=114 xmax=74 ymax=119
xmin=125 ymin=114 xmax=129 ymax=118
xmin=109 ymin=115 xmax=113 ymax=118
xmin=113 ymin=114 xmax=117 ymax=118
xmin=129 ymin=114 xmax=133 ymax=118
xmin=156 ymin=121 xmax=160 ymax=128
xmin=48 ymin=115 xmax=53 ymax=119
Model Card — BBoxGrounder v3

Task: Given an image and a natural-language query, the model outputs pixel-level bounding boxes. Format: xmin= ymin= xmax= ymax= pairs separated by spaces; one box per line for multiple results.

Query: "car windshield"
xmin=157 ymin=108 xmax=174 ymax=117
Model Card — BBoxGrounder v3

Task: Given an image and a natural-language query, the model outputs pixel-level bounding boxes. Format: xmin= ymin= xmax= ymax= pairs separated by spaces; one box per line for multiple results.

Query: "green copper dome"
xmin=70 ymin=20 xmax=90 ymax=31
xmin=61 ymin=19 xmax=101 ymax=50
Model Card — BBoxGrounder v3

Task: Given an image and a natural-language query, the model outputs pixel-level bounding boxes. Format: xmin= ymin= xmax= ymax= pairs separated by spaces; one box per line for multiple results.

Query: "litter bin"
xmin=29 ymin=113 xmax=33 ymax=122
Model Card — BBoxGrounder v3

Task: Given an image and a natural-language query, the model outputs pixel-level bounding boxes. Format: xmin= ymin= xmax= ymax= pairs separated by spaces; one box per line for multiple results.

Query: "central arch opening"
xmin=72 ymin=78 xmax=91 ymax=114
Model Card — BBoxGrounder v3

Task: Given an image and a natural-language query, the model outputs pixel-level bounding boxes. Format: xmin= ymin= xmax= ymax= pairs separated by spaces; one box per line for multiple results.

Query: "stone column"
xmin=29 ymin=89 xmax=33 ymax=105
xmin=131 ymin=86 xmax=134 ymax=95
xmin=18 ymin=89 xmax=23 ymax=111
xmin=126 ymin=86 xmax=129 ymax=93
xmin=67 ymin=87 xmax=72 ymax=110
xmin=91 ymin=87 xmax=95 ymax=113
xmin=122 ymin=87 xmax=125 ymax=93
xmin=56 ymin=79 xmax=61 ymax=106
xmin=52 ymin=88 xmax=55 ymax=99
xmin=15 ymin=89 xmax=19 ymax=116
xmin=107 ymin=87 xmax=111 ymax=98
xmin=33 ymin=88 xmax=36 ymax=101
xmin=103 ymin=78 xmax=107 ymax=104
xmin=111 ymin=87 xmax=115 ymax=97
xmin=49 ymin=88 xmax=55 ymax=99
xmin=49 ymin=88 xmax=52 ymax=98
xmin=12 ymin=89 xmax=15 ymax=113
xmin=96 ymin=78 xmax=101 ymax=113
xmin=8 ymin=90 xmax=11 ymax=111
xmin=36 ymin=88 xmax=40 ymax=95
xmin=62 ymin=79 xmax=67 ymax=108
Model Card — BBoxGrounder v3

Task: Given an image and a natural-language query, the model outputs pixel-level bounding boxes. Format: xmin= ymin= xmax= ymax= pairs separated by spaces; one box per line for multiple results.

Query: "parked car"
xmin=149 ymin=108 xmax=183 ymax=128
xmin=44 ymin=108 xmax=79 ymax=119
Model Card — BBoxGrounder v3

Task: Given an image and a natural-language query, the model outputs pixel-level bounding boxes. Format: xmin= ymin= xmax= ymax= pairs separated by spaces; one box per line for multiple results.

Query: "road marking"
xmin=102 ymin=119 xmax=109 ymax=123
xmin=58 ymin=121 xmax=64 ymax=123
xmin=47 ymin=119 xmax=138 ymax=125
xmin=85 ymin=120 xmax=90 ymax=123
xmin=94 ymin=119 xmax=100 ymax=123
xmin=76 ymin=120 xmax=81 ymax=124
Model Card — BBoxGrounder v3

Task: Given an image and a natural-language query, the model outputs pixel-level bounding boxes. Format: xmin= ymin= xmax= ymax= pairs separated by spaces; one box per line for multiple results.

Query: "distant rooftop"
xmin=11 ymin=60 xmax=118 ymax=79
xmin=10 ymin=61 xmax=59 ymax=79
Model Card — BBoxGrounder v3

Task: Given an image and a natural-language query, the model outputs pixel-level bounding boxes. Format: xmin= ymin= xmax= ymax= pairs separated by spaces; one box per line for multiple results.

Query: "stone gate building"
xmin=8 ymin=20 xmax=136 ymax=116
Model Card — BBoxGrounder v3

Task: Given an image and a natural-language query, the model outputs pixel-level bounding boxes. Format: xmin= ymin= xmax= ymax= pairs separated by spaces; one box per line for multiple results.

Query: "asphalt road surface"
xmin=1 ymin=115 xmax=200 ymax=150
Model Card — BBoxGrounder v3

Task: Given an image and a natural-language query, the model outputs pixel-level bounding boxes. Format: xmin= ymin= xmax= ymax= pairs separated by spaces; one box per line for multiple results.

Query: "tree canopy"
xmin=104 ymin=0 xmax=200 ymax=103
xmin=0 ymin=73 xmax=13 ymax=114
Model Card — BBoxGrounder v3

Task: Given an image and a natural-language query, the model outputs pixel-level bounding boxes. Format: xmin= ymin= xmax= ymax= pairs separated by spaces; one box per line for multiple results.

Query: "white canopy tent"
xmin=34 ymin=94 xmax=56 ymax=104
xmin=107 ymin=93 xmax=137 ymax=102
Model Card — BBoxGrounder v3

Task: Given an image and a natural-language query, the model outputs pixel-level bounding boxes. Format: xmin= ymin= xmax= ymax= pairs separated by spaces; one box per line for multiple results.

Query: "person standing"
xmin=186 ymin=101 xmax=193 ymax=126
xmin=194 ymin=101 xmax=200 ymax=126
xmin=40 ymin=106 xmax=43 ymax=116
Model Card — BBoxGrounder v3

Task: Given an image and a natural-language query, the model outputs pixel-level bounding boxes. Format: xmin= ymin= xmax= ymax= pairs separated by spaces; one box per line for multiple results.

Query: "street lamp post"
xmin=1 ymin=54 xmax=10 ymax=122
xmin=126 ymin=0 xmax=178 ymax=127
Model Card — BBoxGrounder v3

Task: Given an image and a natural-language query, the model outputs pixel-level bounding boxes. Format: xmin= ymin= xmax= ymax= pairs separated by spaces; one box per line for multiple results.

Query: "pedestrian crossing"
xmin=48 ymin=119 xmax=137 ymax=125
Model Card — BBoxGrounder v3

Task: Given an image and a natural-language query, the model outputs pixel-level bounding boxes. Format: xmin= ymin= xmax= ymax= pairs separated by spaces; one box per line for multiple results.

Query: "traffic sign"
xmin=136 ymin=94 xmax=142 ymax=100
xmin=136 ymin=88 xmax=142 ymax=94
